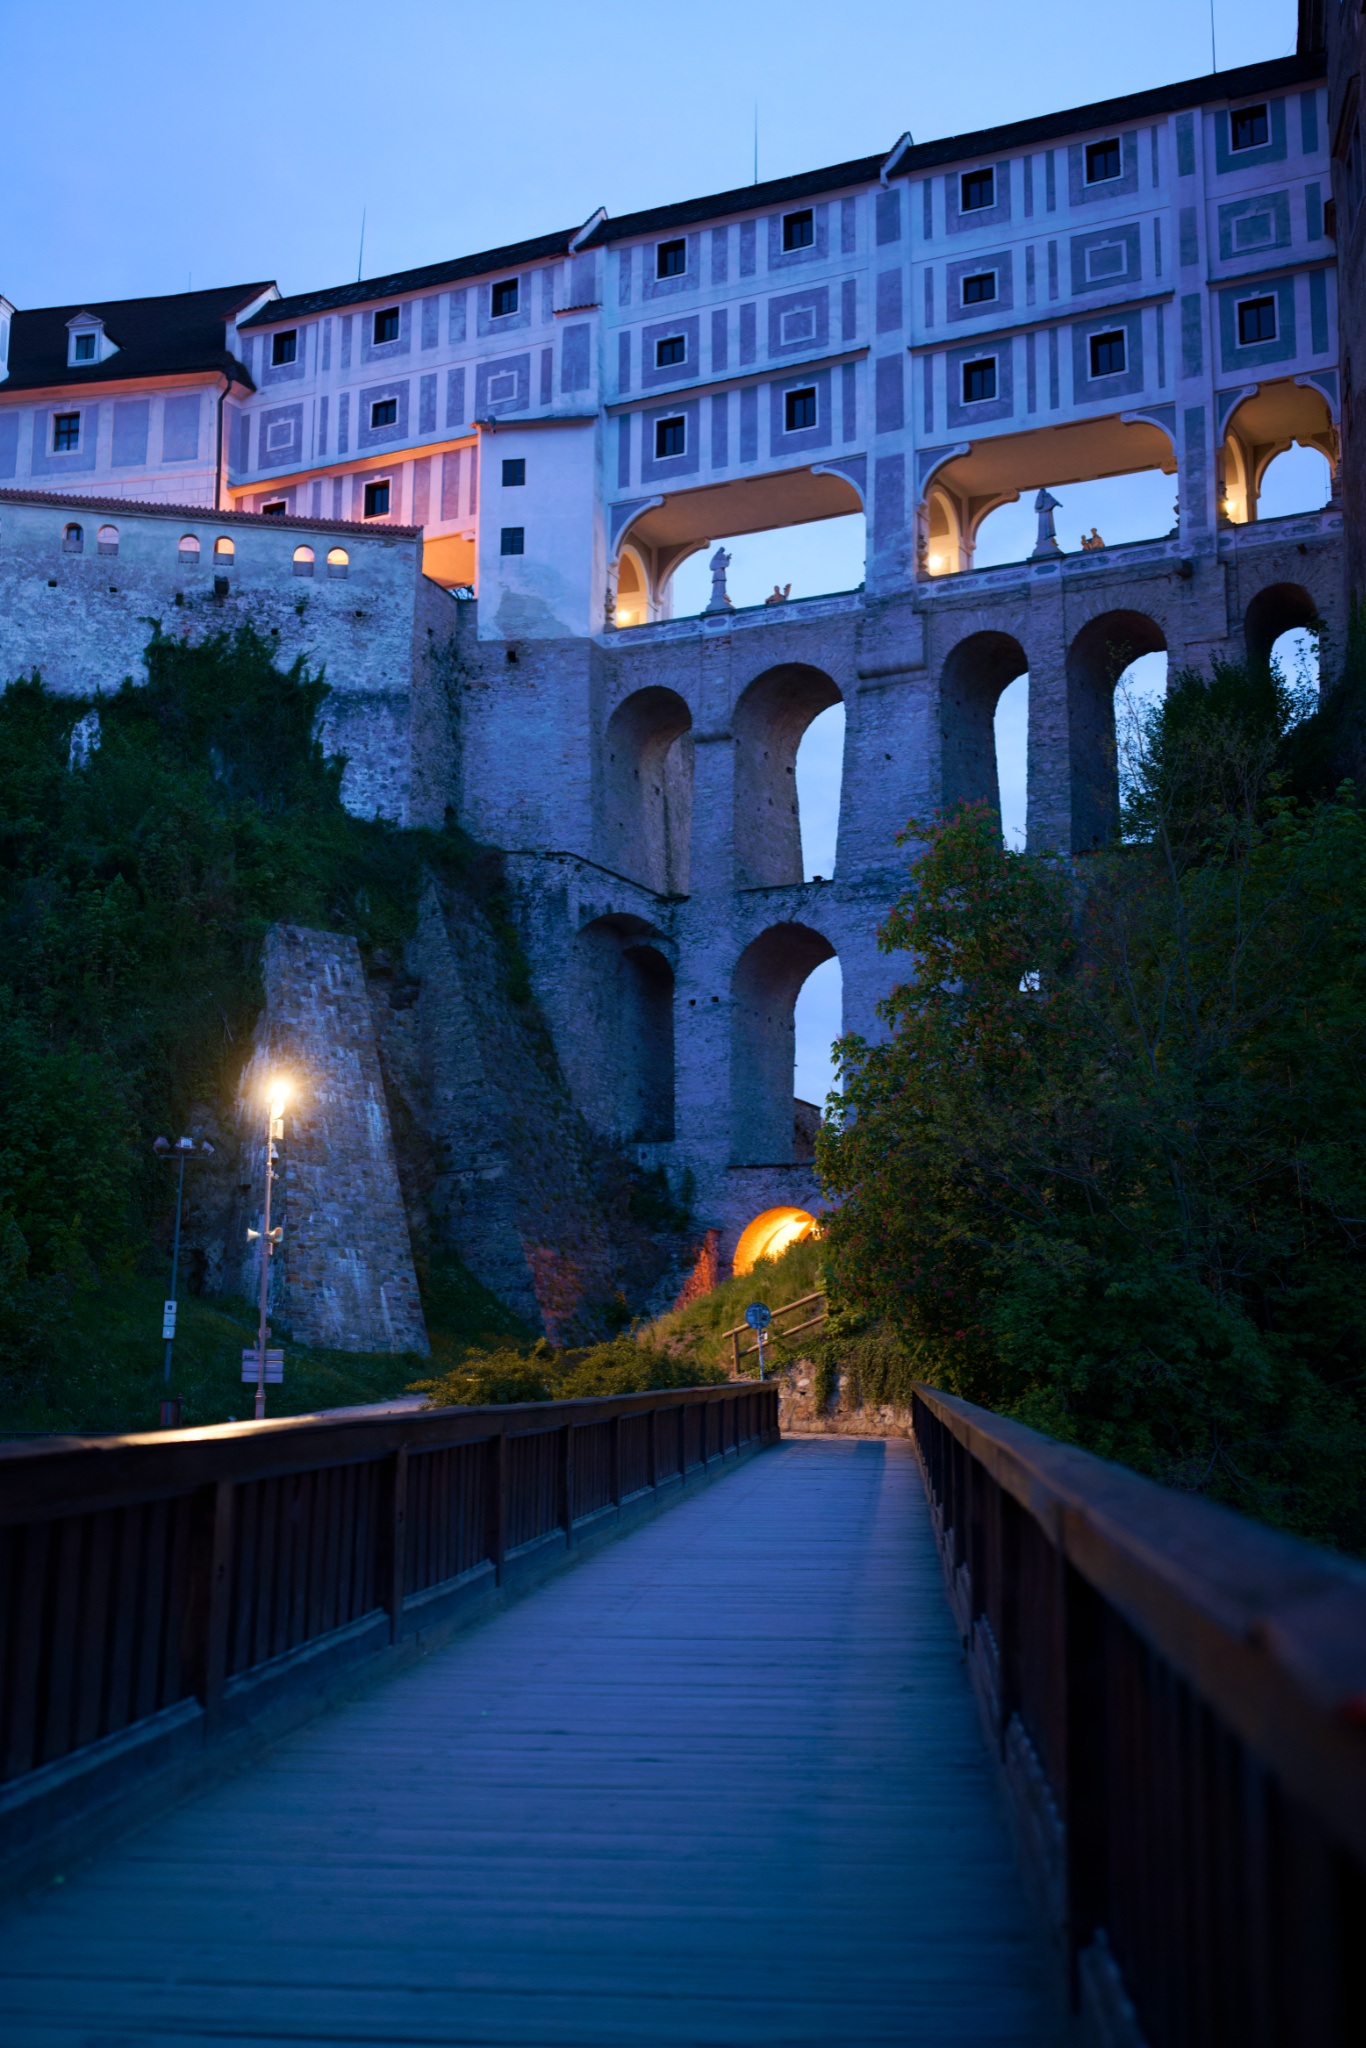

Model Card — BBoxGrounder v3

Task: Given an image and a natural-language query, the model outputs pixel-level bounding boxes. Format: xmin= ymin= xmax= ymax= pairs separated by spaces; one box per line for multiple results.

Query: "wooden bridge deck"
xmin=0 ymin=1438 xmax=1061 ymax=2046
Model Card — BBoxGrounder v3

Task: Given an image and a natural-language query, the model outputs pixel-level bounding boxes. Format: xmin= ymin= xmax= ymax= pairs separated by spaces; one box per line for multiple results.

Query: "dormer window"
xmin=65 ymin=313 xmax=112 ymax=368
xmin=73 ymin=334 xmax=96 ymax=362
xmin=491 ymin=279 xmax=519 ymax=318
xmin=1231 ymin=104 xmax=1269 ymax=151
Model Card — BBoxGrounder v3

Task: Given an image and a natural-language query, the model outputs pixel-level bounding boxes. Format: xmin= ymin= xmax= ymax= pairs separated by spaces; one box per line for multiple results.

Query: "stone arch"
xmin=1066 ymin=608 xmax=1167 ymax=849
xmin=1220 ymin=380 xmax=1339 ymax=523
xmin=1244 ymin=583 xmax=1318 ymax=668
xmin=733 ymin=1206 xmax=818 ymax=1275
xmin=732 ymin=665 xmax=843 ymax=888
xmin=564 ymin=914 xmax=676 ymax=1143
xmin=939 ymin=630 xmax=1030 ymax=819
xmin=602 ymin=686 xmax=694 ymax=894
xmin=731 ymin=922 xmax=837 ymax=1164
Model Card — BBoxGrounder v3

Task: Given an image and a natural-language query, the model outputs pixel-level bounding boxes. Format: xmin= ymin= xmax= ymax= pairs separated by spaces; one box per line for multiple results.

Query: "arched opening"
xmin=665 ymin=514 xmax=865 ymax=614
xmin=62 ymin=523 xmax=83 ymax=554
xmin=1066 ymin=610 xmax=1167 ymax=849
xmin=794 ymin=954 xmax=843 ymax=1141
xmin=614 ymin=547 xmax=649 ymax=628
xmin=326 ymin=547 xmax=349 ymax=579
xmin=733 ymin=1206 xmax=818 ymax=1275
xmin=939 ymin=631 xmax=1030 ymax=822
xmin=1256 ymin=445 xmax=1333 ymax=519
xmin=96 ymin=524 xmax=118 ymax=557
xmin=733 ymin=665 xmax=842 ymax=888
xmin=994 ymin=675 xmax=1030 ymax=850
xmin=1245 ymin=583 xmax=1319 ymax=671
xmin=619 ymin=465 xmax=865 ymax=620
xmin=293 ymin=545 xmax=315 ymax=577
xmin=794 ymin=705 xmax=845 ymax=878
xmin=178 ymin=534 xmax=200 ymax=565
xmin=602 ymin=686 xmax=694 ymax=894
xmin=214 ymin=536 xmax=235 ymax=562
xmin=731 ymin=923 xmax=836 ymax=1164
xmin=1220 ymin=381 xmax=1337 ymax=525
xmin=564 ymin=915 xmax=676 ymax=1144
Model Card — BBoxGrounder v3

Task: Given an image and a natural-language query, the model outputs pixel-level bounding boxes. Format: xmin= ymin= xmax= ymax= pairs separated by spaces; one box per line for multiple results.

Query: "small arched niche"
xmin=731 ymin=922 xmax=837 ymax=1164
xmin=602 ymin=686 xmax=694 ymax=894
xmin=564 ymin=915 xmax=676 ymax=1143
xmin=939 ymin=630 xmax=1030 ymax=823
xmin=1066 ymin=609 xmax=1167 ymax=849
xmin=733 ymin=665 xmax=843 ymax=888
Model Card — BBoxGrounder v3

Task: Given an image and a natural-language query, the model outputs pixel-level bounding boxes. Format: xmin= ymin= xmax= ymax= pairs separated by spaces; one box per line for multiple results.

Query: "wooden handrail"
xmin=719 ymin=1290 xmax=826 ymax=1340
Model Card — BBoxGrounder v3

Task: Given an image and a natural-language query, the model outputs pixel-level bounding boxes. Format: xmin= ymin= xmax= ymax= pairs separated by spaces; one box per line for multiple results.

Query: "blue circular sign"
xmin=744 ymin=1302 xmax=772 ymax=1331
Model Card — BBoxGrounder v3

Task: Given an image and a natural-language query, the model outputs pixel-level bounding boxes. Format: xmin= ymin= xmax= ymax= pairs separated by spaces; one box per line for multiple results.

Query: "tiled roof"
xmin=0 ymin=486 xmax=418 ymax=539
xmin=0 ymin=283 xmax=274 ymax=396
xmin=238 ymin=230 xmax=583 ymax=327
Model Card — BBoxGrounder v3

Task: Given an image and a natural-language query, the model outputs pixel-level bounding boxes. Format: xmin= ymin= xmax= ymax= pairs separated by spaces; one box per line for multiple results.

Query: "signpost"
xmin=744 ymin=1301 xmax=772 ymax=1380
xmin=241 ymin=1349 xmax=284 ymax=1385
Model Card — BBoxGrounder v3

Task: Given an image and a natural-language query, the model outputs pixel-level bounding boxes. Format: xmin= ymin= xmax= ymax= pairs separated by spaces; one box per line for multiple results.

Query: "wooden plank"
xmin=201 ymin=1479 xmax=235 ymax=1738
xmin=386 ymin=1448 xmax=408 ymax=1645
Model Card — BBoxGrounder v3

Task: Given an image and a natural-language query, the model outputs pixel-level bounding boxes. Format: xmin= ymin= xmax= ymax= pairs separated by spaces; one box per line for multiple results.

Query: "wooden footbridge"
xmin=0 ymin=1382 xmax=1362 ymax=2045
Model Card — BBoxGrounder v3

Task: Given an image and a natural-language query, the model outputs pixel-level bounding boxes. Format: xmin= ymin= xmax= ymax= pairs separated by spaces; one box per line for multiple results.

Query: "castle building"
xmin=0 ymin=39 xmax=1351 ymax=1329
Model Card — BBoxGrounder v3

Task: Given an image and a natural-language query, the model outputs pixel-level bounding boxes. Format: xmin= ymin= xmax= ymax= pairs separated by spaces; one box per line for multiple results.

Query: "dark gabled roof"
xmin=0 ymin=485 xmax=418 ymax=539
xmin=0 ymin=283 xmax=274 ymax=395
xmin=239 ymin=229 xmax=583 ymax=327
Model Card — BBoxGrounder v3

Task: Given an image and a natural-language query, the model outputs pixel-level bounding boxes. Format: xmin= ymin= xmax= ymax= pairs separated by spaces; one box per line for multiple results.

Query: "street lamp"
xmin=152 ymin=1134 xmax=215 ymax=1428
xmin=245 ymin=1082 xmax=288 ymax=1421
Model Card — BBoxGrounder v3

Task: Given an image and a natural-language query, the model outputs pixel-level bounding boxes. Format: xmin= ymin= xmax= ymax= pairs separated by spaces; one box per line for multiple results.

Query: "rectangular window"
xmin=784 ymin=386 xmax=817 ymax=432
xmin=961 ymin=167 xmax=995 ymax=212
xmin=373 ymin=307 xmax=401 ymax=344
xmin=73 ymin=333 xmax=96 ymax=361
xmin=370 ymin=398 xmax=397 ymax=428
xmin=655 ymin=334 xmax=687 ymax=367
xmin=1231 ymin=104 xmax=1270 ymax=152
xmin=262 ymin=500 xmax=286 ymax=516
xmin=961 ymin=358 xmax=996 ymax=402
xmin=52 ymin=412 xmax=80 ymax=452
xmin=502 ymin=457 xmax=526 ymax=486
xmin=1238 ymin=296 xmax=1277 ymax=344
xmin=783 ymin=208 xmax=814 ymax=251
xmin=655 ymin=415 xmax=686 ymax=457
xmin=656 ymin=238 xmax=687 ymax=279
xmin=1085 ymin=138 xmax=1122 ymax=184
xmin=1089 ymin=329 xmax=1127 ymax=376
xmin=961 ymin=271 xmax=996 ymax=305
xmin=491 ymin=278 xmax=519 ymax=318
xmin=500 ymin=525 xmax=525 ymax=555
xmin=271 ymin=330 xmax=298 ymax=366
xmin=363 ymin=479 xmax=391 ymax=517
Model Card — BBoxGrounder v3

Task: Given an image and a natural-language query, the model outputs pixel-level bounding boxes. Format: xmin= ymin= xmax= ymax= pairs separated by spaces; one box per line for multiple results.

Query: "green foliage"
xmin=819 ymin=655 xmax=1366 ymax=1552
xmin=645 ymin=1234 xmax=825 ymax=1371
xmin=408 ymin=1334 xmax=727 ymax=1408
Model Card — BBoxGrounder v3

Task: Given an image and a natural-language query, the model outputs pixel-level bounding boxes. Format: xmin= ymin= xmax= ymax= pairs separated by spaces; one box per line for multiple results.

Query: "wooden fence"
xmin=911 ymin=1383 xmax=1366 ymax=2048
xmin=0 ymin=1382 xmax=778 ymax=1889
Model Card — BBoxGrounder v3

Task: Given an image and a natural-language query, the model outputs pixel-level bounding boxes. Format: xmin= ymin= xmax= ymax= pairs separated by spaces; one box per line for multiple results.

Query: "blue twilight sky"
xmin=1 ymin=0 xmax=1312 ymax=1106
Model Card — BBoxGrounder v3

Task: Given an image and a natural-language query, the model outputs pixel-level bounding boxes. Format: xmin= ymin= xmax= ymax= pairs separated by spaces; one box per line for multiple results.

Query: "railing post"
xmin=202 ymin=1478 xmax=235 ymax=1741
xmin=487 ymin=1430 xmax=508 ymax=1585
xmin=386 ymin=1447 xmax=409 ymax=1645
xmin=648 ymin=1405 xmax=658 ymax=1490
xmin=610 ymin=1413 xmax=622 ymax=1509
xmin=731 ymin=1329 xmax=740 ymax=1375
xmin=560 ymin=1421 xmax=575 ymax=1549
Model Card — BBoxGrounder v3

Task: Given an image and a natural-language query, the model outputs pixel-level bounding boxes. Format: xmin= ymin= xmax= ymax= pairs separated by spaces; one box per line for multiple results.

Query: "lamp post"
xmin=245 ymin=1085 xmax=288 ymax=1421
xmin=152 ymin=1134 xmax=215 ymax=1428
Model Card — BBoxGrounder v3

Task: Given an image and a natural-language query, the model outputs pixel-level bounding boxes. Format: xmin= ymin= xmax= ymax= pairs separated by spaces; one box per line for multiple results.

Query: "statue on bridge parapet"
xmin=1031 ymin=488 xmax=1064 ymax=560
xmin=704 ymin=546 xmax=735 ymax=613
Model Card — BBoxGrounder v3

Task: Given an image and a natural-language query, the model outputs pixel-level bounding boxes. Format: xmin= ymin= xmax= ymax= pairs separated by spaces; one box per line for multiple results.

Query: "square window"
xmin=961 ymin=167 xmax=994 ymax=212
xmin=961 ymin=272 xmax=996 ymax=305
xmin=363 ymin=479 xmax=391 ymax=518
xmin=1085 ymin=138 xmax=1122 ymax=184
xmin=262 ymin=500 xmax=287 ymax=517
xmin=491 ymin=278 xmax=519 ymax=318
xmin=1238 ymin=296 xmax=1277 ymax=345
xmin=656 ymin=239 xmax=687 ymax=279
xmin=961 ymin=358 xmax=996 ymax=403
xmin=272 ymin=330 xmax=298 ymax=366
xmin=784 ymin=386 xmax=817 ymax=432
xmin=783 ymin=208 xmax=814 ymax=251
xmin=1231 ymin=104 xmax=1269 ymax=152
xmin=370 ymin=397 xmax=397 ymax=428
xmin=73 ymin=333 xmax=96 ymax=361
xmin=373 ymin=307 xmax=401 ymax=344
xmin=656 ymin=334 xmax=687 ymax=367
xmin=52 ymin=412 xmax=80 ymax=452
xmin=502 ymin=458 xmax=526 ymax=486
xmin=1089 ymin=329 xmax=1127 ymax=377
xmin=655 ymin=415 xmax=686 ymax=458
xmin=500 ymin=526 xmax=525 ymax=555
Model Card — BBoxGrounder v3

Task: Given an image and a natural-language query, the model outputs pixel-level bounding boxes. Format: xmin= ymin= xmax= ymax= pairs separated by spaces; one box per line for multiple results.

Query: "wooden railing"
xmin=911 ymin=1383 xmax=1366 ymax=2048
xmin=722 ymin=1291 xmax=827 ymax=1371
xmin=0 ymin=1382 xmax=778 ymax=1887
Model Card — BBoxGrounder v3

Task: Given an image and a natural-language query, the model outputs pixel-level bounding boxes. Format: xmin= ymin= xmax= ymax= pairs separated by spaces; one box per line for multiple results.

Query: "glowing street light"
xmin=245 ymin=1081 xmax=289 ymax=1421
xmin=152 ymin=1133 xmax=214 ymax=1428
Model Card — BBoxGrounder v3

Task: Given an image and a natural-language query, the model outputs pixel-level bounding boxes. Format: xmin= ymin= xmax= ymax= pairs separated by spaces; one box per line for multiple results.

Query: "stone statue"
xmin=704 ymin=546 xmax=734 ymax=613
xmin=764 ymin=583 xmax=791 ymax=605
xmin=1031 ymin=488 xmax=1063 ymax=559
xmin=1080 ymin=527 xmax=1106 ymax=552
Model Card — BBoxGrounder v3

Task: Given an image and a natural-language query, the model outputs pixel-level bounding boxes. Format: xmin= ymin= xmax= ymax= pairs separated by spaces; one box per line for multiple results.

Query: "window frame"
xmin=372 ymin=306 xmax=401 ymax=345
xmin=655 ymin=333 xmax=687 ymax=368
xmin=1084 ymin=138 xmax=1123 ymax=186
xmin=491 ymin=278 xmax=519 ymax=319
xmin=52 ymin=412 xmax=81 ymax=453
xmin=1230 ymin=103 xmax=1270 ymax=153
xmin=960 ymin=356 xmax=997 ymax=404
xmin=656 ymin=238 xmax=687 ymax=279
xmin=369 ymin=396 xmax=398 ymax=430
xmin=72 ymin=332 xmax=96 ymax=362
xmin=271 ymin=330 xmax=299 ymax=367
xmin=501 ymin=457 xmax=526 ymax=487
xmin=654 ymin=414 xmax=687 ymax=459
xmin=500 ymin=525 xmax=525 ymax=556
xmin=1236 ymin=295 xmax=1278 ymax=346
xmin=961 ymin=270 xmax=997 ymax=306
xmin=782 ymin=208 xmax=815 ymax=252
xmin=261 ymin=500 xmax=287 ymax=517
xmin=960 ymin=167 xmax=995 ymax=213
xmin=1088 ymin=328 xmax=1127 ymax=378
xmin=362 ymin=478 xmax=392 ymax=519
xmin=784 ymin=385 xmax=818 ymax=433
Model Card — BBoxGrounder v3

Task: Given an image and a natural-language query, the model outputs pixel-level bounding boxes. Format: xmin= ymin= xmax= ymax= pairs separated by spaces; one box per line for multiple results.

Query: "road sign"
xmin=744 ymin=1303 xmax=772 ymax=1331
xmin=241 ymin=1349 xmax=284 ymax=1384
xmin=161 ymin=1300 xmax=178 ymax=1340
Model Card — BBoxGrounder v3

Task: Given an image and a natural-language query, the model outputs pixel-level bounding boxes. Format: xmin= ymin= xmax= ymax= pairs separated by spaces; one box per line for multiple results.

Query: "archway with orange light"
xmin=732 ymin=1206 xmax=819 ymax=1275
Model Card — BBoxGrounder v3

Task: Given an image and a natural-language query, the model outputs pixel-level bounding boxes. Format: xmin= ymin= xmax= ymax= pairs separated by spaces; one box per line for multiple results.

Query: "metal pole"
xmin=164 ymin=1150 xmax=185 ymax=1387
xmin=757 ymin=1327 xmax=766 ymax=1381
xmin=256 ymin=1116 xmax=272 ymax=1422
